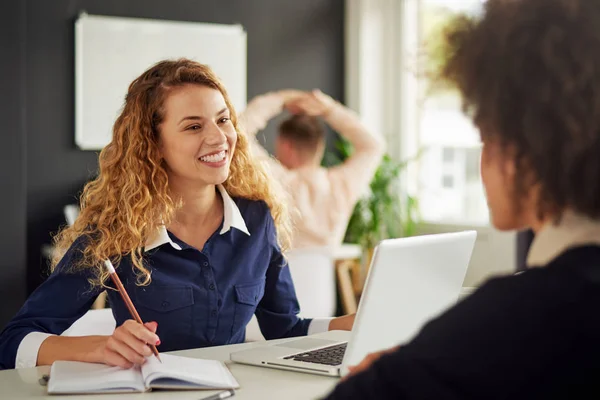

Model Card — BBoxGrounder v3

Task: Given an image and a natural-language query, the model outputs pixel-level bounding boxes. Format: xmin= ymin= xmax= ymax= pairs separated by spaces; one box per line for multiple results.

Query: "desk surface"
xmin=1 ymin=336 xmax=347 ymax=400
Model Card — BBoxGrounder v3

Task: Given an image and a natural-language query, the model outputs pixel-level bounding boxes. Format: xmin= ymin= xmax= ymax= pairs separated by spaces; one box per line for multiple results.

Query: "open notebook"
xmin=47 ymin=353 xmax=239 ymax=394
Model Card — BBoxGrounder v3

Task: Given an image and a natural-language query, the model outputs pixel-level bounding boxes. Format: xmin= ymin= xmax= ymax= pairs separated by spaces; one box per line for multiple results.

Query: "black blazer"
xmin=325 ymin=245 xmax=600 ymax=400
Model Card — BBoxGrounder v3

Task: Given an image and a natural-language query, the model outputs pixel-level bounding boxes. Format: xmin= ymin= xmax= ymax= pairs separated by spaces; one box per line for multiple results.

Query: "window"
xmin=409 ymin=0 xmax=489 ymax=225
xmin=345 ymin=0 xmax=517 ymax=279
xmin=345 ymin=0 xmax=489 ymax=225
xmin=442 ymin=174 xmax=454 ymax=189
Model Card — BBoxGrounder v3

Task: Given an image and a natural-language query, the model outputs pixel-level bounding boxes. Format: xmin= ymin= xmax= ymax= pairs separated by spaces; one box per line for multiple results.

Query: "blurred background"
xmin=0 ymin=0 xmax=523 ymax=328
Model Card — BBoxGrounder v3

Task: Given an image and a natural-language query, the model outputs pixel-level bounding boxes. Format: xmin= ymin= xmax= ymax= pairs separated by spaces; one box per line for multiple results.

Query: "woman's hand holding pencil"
xmin=94 ymin=319 xmax=161 ymax=369
xmin=94 ymin=259 xmax=162 ymax=369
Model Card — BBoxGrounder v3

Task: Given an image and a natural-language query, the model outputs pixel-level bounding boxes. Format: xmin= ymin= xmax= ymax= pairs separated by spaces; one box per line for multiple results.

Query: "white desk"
xmin=0 ymin=336 xmax=348 ymax=400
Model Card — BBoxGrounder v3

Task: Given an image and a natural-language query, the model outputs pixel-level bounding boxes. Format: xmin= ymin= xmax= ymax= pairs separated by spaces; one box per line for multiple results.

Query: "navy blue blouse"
xmin=0 ymin=191 xmax=311 ymax=369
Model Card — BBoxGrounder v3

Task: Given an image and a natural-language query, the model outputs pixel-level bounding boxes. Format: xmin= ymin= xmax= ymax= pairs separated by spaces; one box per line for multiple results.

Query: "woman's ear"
xmin=498 ymin=143 xmax=517 ymax=179
xmin=503 ymin=153 xmax=517 ymax=179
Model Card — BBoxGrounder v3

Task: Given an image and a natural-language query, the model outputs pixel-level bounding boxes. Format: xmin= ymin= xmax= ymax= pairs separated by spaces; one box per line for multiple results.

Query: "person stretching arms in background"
xmin=239 ymin=89 xmax=385 ymax=249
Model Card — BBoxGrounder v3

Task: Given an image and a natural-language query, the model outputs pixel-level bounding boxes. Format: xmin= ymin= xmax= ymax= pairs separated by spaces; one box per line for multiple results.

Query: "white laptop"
xmin=230 ymin=231 xmax=477 ymax=377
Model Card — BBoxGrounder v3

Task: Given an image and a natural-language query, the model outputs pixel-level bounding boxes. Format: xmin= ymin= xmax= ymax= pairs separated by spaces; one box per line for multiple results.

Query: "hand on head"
xmin=285 ymin=89 xmax=336 ymax=117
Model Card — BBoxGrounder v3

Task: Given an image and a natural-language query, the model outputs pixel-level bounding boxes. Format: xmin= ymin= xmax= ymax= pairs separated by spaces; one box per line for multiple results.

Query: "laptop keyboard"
xmin=283 ymin=342 xmax=347 ymax=366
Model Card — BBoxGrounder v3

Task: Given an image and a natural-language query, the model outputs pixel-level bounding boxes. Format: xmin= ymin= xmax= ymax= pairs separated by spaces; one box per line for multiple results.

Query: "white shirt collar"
xmin=144 ymin=184 xmax=250 ymax=252
xmin=526 ymin=210 xmax=600 ymax=266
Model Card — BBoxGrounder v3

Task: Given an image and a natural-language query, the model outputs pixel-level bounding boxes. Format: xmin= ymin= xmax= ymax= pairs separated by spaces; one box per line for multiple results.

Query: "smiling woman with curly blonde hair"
xmin=52 ymin=59 xmax=291 ymax=288
xmin=0 ymin=59 xmax=352 ymax=370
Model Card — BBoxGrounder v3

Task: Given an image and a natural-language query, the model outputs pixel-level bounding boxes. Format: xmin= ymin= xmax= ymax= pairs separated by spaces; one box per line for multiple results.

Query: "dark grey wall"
xmin=0 ymin=1 xmax=28 ymax=327
xmin=1 ymin=0 xmax=344 ymax=327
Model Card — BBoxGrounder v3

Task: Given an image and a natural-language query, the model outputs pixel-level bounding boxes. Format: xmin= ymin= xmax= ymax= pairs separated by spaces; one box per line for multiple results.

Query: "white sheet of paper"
xmin=48 ymin=361 xmax=145 ymax=393
xmin=142 ymin=353 xmax=236 ymax=388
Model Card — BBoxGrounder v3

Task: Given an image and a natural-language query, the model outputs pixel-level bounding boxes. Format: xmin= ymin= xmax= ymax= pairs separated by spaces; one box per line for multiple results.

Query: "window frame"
xmin=345 ymin=0 xmax=489 ymax=227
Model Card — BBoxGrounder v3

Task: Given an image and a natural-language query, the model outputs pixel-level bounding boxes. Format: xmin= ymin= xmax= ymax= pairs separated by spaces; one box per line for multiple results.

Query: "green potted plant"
xmin=344 ymin=154 xmax=420 ymax=248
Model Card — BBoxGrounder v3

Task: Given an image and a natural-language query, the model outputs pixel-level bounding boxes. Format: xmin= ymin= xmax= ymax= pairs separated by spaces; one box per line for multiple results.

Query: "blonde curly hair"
xmin=51 ymin=59 xmax=292 ymax=288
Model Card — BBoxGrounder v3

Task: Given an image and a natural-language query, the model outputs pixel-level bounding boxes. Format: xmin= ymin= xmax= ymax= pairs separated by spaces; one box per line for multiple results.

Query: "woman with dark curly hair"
xmin=325 ymin=0 xmax=600 ymax=398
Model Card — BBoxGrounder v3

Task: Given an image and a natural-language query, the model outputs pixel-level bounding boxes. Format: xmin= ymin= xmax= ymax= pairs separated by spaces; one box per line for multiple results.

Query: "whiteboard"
xmin=75 ymin=13 xmax=247 ymax=150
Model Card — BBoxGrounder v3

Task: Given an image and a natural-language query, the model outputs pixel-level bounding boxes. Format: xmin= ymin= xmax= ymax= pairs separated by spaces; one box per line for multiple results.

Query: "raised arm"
xmin=237 ymin=90 xmax=304 ymax=179
xmin=238 ymin=90 xmax=305 ymax=138
xmin=326 ymin=105 xmax=385 ymax=168
xmin=288 ymin=90 xmax=386 ymax=205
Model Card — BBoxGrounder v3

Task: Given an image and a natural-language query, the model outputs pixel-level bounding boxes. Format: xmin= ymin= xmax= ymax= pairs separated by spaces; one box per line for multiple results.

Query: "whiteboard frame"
xmin=74 ymin=13 xmax=247 ymax=150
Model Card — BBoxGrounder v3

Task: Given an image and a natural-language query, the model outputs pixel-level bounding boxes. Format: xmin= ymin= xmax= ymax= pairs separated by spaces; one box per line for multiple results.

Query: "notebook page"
xmin=48 ymin=361 xmax=146 ymax=394
xmin=141 ymin=353 xmax=238 ymax=389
